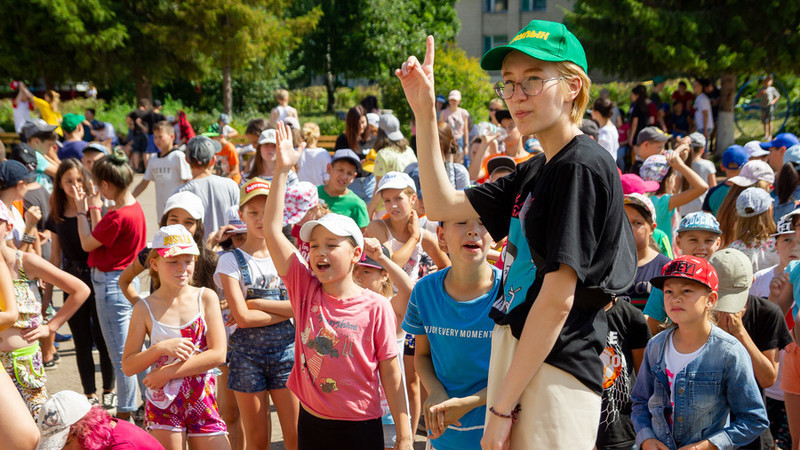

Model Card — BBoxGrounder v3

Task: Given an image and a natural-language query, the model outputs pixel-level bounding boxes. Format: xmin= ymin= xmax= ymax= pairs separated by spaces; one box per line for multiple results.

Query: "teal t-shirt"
xmin=653 ymin=229 xmax=673 ymax=259
xmin=652 ymin=194 xmax=674 ymax=246
xmin=707 ymin=184 xmax=729 ymax=216
xmin=785 ymin=260 xmax=800 ymax=320
xmin=316 ymin=185 xmax=370 ymax=228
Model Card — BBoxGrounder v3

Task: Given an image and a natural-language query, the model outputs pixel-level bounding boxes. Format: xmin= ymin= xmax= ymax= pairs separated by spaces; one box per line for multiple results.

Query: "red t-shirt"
xmin=88 ymin=203 xmax=147 ymax=272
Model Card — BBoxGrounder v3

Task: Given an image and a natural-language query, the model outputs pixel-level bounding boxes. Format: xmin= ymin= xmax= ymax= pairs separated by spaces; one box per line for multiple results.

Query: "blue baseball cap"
xmin=436 ymin=95 xmax=447 ymax=104
xmin=677 ymin=211 xmax=722 ymax=235
xmin=0 ymin=160 xmax=36 ymax=190
xmin=721 ymin=145 xmax=748 ymax=170
xmin=760 ymin=133 xmax=799 ymax=149
xmin=783 ymin=144 xmax=800 ymax=166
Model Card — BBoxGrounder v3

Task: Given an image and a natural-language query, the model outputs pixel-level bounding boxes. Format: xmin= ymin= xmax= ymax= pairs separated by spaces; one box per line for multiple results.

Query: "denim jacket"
xmin=631 ymin=325 xmax=768 ymax=450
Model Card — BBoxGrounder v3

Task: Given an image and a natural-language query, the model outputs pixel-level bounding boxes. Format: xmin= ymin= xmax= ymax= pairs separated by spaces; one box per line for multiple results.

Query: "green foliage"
xmin=567 ymin=0 xmax=800 ymax=78
xmin=382 ymin=45 xmax=494 ymax=125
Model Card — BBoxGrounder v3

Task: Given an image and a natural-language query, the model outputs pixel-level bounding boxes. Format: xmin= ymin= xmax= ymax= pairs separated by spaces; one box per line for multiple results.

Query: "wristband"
xmin=88 ymin=206 xmax=102 ymax=212
xmin=489 ymin=404 xmax=521 ymax=424
xmin=22 ymin=233 xmax=36 ymax=244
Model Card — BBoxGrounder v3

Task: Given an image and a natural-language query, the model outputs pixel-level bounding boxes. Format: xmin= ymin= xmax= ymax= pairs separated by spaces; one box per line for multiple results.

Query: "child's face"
xmin=500 ymin=54 xmax=571 ymax=136
xmin=231 ymin=233 xmax=247 ymax=248
xmin=165 ymin=208 xmax=198 ymax=236
xmin=676 ymin=230 xmax=721 ymax=259
xmin=60 ymin=168 xmax=84 ymax=200
xmin=239 ymin=197 xmax=267 ymax=237
xmin=358 ymin=116 xmax=367 ymax=135
xmin=152 ymin=254 xmax=196 ymax=288
xmin=437 ymin=218 xmax=492 ymax=264
xmin=260 ymin=143 xmax=277 ymax=162
xmin=625 ymin=205 xmax=653 ymax=252
xmin=153 ymin=130 xmax=174 ymax=152
xmin=663 ymin=278 xmax=717 ymax=325
xmin=308 ymin=226 xmax=361 ymax=285
xmin=639 ymin=140 xmax=666 ymax=160
xmin=381 ymin=188 xmax=415 ymax=221
xmin=326 ymin=161 xmax=358 ymax=193
xmin=246 ymin=132 xmax=259 ymax=148
xmin=776 ymin=233 xmax=800 ymax=266
xmin=82 ymin=152 xmax=104 ymax=172
xmin=353 ymin=265 xmax=388 ymax=294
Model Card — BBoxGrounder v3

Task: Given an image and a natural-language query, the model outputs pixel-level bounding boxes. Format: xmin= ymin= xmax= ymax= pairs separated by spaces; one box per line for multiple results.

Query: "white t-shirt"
xmin=679 ymin=159 xmax=716 ymax=215
xmin=597 ymin=122 xmax=619 ymax=161
xmin=222 ymin=124 xmax=237 ymax=138
xmin=750 ymin=265 xmax=777 ymax=299
xmin=143 ymin=149 xmax=192 ymax=219
xmin=6 ymin=205 xmax=26 ymax=247
xmin=213 ymin=249 xmax=283 ymax=297
xmin=694 ymin=93 xmax=714 ymax=131
xmin=97 ymin=122 xmax=116 ymax=142
xmin=13 ymin=101 xmax=32 ymax=134
xmin=296 ymin=147 xmax=332 ymax=186
xmin=665 ymin=332 xmax=706 ymax=423
xmin=176 ymin=175 xmax=240 ymax=238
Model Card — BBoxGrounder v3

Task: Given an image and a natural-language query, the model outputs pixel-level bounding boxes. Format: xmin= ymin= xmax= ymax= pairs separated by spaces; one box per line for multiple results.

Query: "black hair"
xmin=592 ymin=97 xmax=613 ymax=119
xmin=29 ymin=130 xmax=58 ymax=143
xmin=678 ymin=81 xmax=687 ymax=88
xmin=360 ymin=95 xmax=379 ymax=113
xmin=85 ymin=108 xmax=96 ymax=116
xmin=494 ymin=109 xmax=512 ymax=123
xmin=245 ymin=118 xmax=268 ymax=136
xmin=632 ymin=85 xmax=648 ymax=111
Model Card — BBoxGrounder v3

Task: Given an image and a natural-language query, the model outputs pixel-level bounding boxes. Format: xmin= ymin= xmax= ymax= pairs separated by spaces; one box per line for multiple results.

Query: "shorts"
xmin=146 ymin=134 xmax=160 ymax=154
xmin=298 ymin=407 xmax=383 ymax=450
xmin=403 ymin=333 xmax=415 ymax=357
xmin=782 ymin=342 xmax=800 ymax=394
xmin=132 ymin=134 xmax=147 ymax=154
xmin=226 ymin=321 xmax=295 ymax=393
xmin=1 ymin=342 xmax=48 ymax=416
xmin=486 ymin=324 xmax=601 ymax=449
xmin=146 ymin=373 xmax=227 ymax=436
xmin=761 ymin=107 xmax=775 ymax=124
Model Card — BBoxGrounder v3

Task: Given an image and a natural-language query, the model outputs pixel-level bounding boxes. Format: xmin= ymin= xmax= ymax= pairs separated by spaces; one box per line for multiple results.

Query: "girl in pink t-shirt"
xmin=264 ymin=123 xmax=413 ymax=450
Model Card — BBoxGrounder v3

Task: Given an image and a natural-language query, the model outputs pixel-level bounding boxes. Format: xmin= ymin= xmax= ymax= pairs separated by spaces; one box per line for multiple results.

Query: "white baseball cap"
xmin=36 ymin=390 xmax=93 ymax=450
xmin=727 ymin=160 xmax=775 ymax=187
xmin=224 ymin=205 xmax=247 ymax=234
xmin=744 ymin=140 xmax=769 ymax=158
xmin=448 ymin=90 xmax=461 ymax=101
xmin=152 ymin=224 xmax=200 ymax=258
xmin=258 ymin=129 xmax=277 ymax=145
xmin=366 ymin=113 xmax=380 ymax=128
xmin=163 ymin=191 xmax=204 ymax=220
xmin=376 ymin=171 xmax=416 ymax=194
xmin=299 ymin=213 xmax=364 ymax=250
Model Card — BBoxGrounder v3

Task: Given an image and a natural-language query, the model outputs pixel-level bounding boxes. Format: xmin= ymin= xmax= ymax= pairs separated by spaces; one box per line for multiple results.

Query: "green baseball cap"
xmin=61 ymin=113 xmax=85 ymax=132
xmin=480 ymin=20 xmax=588 ymax=73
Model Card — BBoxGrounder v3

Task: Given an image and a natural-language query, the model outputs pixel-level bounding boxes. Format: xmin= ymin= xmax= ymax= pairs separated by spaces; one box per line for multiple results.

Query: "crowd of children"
xmin=2 ymin=17 xmax=800 ymax=450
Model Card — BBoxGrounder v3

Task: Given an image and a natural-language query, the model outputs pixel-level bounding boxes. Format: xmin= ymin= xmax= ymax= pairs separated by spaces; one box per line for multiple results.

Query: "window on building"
xmin=483 ymin=35 xmax=508 ymax=54
xmin=485 ymin=0 xmax=509 ymax=13
xmin=521 ymin=0 xmax=547 ymax=11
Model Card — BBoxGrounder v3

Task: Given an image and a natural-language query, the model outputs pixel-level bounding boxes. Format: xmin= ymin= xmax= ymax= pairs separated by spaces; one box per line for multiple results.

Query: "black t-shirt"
xmin=144 ymin=111 xmax=166 ymax=135
xmin=466 ymin=135 xmax=637 ymax=394
xmin=597 ymin=300 xmax=651 ymax=449
xmin=619 ymin=253 xmax=671 ymax=310
xmin=629 ymin=104 xmax=649 ymax=143
xmin=24 ymin=185 xmax=52 ymax=260
xmin=738 ymin=294 xmax=793 ymax=450
xmin=46 ymin=215 xmax=89 ymax=263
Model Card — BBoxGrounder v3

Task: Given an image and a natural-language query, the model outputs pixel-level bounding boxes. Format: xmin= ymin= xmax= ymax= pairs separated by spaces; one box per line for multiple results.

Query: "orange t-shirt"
xmin=477 ymin=153 xmax=533 ymax=184
xmin=215 ymin=142 xmax=241 ymax=184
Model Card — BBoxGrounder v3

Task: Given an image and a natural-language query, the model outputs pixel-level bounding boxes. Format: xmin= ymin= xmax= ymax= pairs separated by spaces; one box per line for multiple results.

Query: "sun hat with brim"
xmin=152 ymin=224 xmax=199 ymax=258
xmin=709 ymin=248 xmax=753 ymax=314
xmin=771 ymin=216 xmax=794 ymax=237
xmin=480 ymin=19 xmax=588 ymax=73
xmin=727 ymin=160 xmax=774 ymax=187
xmin=650 ymin=255 xmax=719 ymax=292
xmin=624 ymin=193 xmax=657 ymax=222
xmin=36 ymin=390 xmax=93 ymax=450
xmin=299 ymin=213 xmax=364 ymax=250
xmin=357 ymin=245 xmax=391 ymax=270
xmin=284 ymin=181 xmax=320 ymax=226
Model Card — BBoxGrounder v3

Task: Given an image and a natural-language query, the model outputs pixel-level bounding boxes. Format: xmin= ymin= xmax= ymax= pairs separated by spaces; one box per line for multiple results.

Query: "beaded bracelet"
xmin=489 ymin=404 xmax=521 ymax=424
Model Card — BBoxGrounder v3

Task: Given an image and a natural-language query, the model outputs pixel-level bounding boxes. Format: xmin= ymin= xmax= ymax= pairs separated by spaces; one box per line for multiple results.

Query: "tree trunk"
xmin=134 ymin=74 xmax=152 ymax=103
xmin=325 ymin=42 xmax=335 ymax=114
xmin=222 ymin=62 xmax=233 ymax=117
xmin=716 ymin=71 xmax=737 ymax=156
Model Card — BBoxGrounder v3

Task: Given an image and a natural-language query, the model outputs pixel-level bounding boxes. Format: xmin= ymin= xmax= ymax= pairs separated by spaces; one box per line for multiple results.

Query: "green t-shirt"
xmin=652 ymin=194 xmax=674 ymax=246
xmin=653 ymin=228 xmax=673 ymax=259
xmin=317 ymin=185 xmax=370 ymax=228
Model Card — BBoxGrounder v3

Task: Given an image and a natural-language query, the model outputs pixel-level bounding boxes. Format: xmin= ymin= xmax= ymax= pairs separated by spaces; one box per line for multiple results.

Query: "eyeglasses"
xmin=494 ymin=77 xmax=564 ymax=99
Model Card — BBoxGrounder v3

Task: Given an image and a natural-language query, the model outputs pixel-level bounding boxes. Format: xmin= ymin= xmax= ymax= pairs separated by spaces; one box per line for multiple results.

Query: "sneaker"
xmin=55 ymin=333 xmax=73 ymax=342
xmin=133 ymin=404 xmax=145 ymax=423
xmin=88 ymin=396 xmax=100 ymax=406
xmin=102 ymin=392 xmax=117 ymax=409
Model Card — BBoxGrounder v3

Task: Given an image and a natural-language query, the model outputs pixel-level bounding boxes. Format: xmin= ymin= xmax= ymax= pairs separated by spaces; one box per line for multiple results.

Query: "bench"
xmin=1 ymin=132 xmax=21 ymax=147
xmin=230 ymin=134 xmax=338 ymax=151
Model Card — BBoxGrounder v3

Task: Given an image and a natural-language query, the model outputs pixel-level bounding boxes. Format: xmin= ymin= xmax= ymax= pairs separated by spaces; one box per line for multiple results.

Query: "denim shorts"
xmin=226 ymin=320 xmax=295 ymax=393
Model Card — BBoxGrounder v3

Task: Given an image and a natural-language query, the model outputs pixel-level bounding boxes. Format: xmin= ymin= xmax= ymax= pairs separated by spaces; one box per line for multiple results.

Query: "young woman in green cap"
xmin=396 ymin=20 xmax=636 ymax=449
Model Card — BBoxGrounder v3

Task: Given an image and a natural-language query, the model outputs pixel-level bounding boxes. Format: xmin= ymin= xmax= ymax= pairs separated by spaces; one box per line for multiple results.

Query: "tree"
xmin=146 ymin=0 xmax=321 ymax=116
xmin=289 ymin=0 xmax=460 ymax=113
xmin=567 ymin=0 xmax=800 ymax=153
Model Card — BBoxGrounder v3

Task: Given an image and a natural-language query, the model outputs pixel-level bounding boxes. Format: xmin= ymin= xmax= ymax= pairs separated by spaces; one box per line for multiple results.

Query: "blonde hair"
xmin=148 ymin=249 xmax=198 ymax=290
xmin=302 ymin=122 xmax=320 ymax=146
xmin=552 ymin=61 xmax=591 ymax=125
xmin=735 ymin=211 xmax=776 ymax=246
xmin=275 ymin=89 xmax=289 ymax=102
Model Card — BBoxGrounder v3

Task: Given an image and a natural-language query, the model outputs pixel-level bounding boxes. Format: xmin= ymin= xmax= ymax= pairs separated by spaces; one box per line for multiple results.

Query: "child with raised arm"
xmin=396 ymin=22 xmax=636 ymax=449
xmin=402 ymin=217 xmax=500 ymax=450
xmin=122 ymin=225 xmax=229 ymax=450
xmin=264 ymin=122 xmax=412 ymax=450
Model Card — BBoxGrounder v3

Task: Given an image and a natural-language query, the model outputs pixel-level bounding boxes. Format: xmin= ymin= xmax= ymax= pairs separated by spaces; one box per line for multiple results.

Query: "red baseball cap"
xmin=650 ymin=256 xmax=719 ymax=292
xmin=620 ymin=173 xmax=659 ymax=195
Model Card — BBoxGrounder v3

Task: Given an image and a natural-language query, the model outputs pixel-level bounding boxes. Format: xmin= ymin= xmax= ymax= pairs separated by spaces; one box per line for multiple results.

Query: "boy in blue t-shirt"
xmin=402 ymin=217 xmax=500 ymax=450
xmin=642 ymin=211 xmax=721 ymax=334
